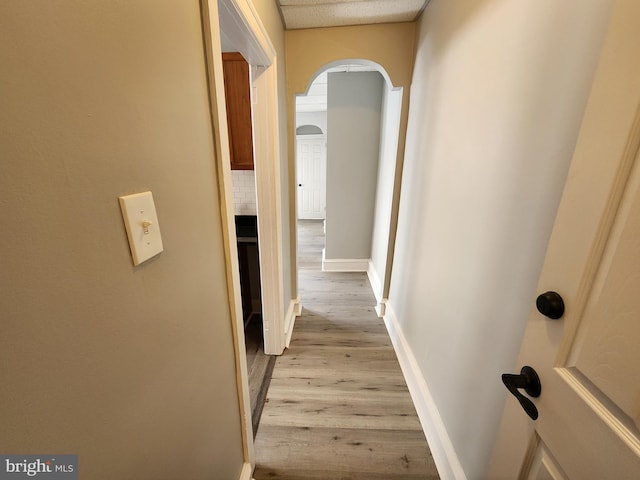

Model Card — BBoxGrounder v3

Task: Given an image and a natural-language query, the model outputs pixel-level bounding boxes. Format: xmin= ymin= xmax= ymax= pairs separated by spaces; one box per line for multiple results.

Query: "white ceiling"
xmin=278 ymin=0 xmax=429 ymax=30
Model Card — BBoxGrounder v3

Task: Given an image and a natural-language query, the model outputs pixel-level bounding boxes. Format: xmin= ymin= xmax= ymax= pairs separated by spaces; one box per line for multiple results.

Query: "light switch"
xmin=118 ymin=191 xmax=163 ymax=266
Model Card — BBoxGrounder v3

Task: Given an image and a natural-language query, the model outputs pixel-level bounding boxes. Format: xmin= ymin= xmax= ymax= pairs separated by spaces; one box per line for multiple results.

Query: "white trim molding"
xmin=321 ymin=249 xmax=369 ymax=272
xmin=203 ymin=0 xmax=289 ymax=469
xmin=217 ymin=0 xmax=274 ymax=66
xmin=216 ymin=0 xmax=287 ymax=356
xmin=367 ymin=260 xmax=387 ymax=316
xmin=383 ymin=302 xmax=468 ymax=480
xmin=238 ymin=462 xmax=253 ymax=480
xmin=201 ymin=0 xmax=257 ymax=469
xmin=284 ymin=298 xmax=302 ymax=348
xmin=254 ymin=62 xmax=286 ymax=355
xmin=374 ymin=299 xmax=387 ymax=318
xmin=367 ymin=260 xmax=383 ymax=300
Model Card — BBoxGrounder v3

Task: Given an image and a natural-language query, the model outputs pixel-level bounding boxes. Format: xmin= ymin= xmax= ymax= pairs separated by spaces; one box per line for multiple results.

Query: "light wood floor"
xmin=253 ymin=220 xmax=439 ymax=479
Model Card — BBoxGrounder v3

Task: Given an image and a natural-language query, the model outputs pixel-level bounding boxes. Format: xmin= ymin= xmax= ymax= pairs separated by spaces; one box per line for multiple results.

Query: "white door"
xmin=296 ymin=134 xmax=326 ymax=219
xmin=489 ymin=1 xmax=640 ymax=478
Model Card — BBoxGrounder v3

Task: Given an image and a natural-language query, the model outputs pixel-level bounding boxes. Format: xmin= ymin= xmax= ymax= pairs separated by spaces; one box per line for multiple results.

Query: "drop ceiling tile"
xmin=279 ymin=0 xmax=427 ymax=29
xmin=280 ymin=0 xmax=379 ymax=5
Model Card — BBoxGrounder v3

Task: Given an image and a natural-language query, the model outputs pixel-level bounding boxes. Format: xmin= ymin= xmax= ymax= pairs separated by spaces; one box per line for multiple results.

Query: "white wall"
xmin=388 ymin=0 xmax=614 ymax=477
xmin=232 ymin=170 xmax=257 ymax=215
xmin=370 ymin=85 xmax=402 ymax=298
xmin=325 ymin=71 xmax=383 ymax=260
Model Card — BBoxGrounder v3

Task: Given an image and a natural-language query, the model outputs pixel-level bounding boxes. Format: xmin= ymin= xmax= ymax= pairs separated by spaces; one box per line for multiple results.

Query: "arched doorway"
xmin=295 ymin=61 xmax=403 ymax=316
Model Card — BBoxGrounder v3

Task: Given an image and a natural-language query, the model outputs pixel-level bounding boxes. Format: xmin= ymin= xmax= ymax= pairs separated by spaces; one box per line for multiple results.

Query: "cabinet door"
xmin=222 ymin=52 xmax=254 ymax=170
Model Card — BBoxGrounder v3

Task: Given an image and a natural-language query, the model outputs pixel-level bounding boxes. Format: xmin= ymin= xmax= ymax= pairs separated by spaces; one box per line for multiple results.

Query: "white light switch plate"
xmin=118 ymin=191 xmax=163 ymax=265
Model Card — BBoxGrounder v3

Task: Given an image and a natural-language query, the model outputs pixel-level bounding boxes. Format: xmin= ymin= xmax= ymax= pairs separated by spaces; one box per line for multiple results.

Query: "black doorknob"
xmin=501 ymin=366 xmax=541 ymax=420
xmin=298 ymin=183 xmax=302 ymax=187
xmin=536 ymin=291 xmax=564 ymax=319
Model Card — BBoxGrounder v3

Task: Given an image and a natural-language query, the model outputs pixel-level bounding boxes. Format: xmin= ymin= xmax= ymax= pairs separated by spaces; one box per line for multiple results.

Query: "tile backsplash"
xmin=232 ymin=170 xmax=257 ymax=215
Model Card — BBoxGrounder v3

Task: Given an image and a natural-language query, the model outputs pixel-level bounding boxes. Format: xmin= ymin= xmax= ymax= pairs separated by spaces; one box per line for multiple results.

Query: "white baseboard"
xmin=374 ymin=300 xmax=386 ymax=317
xmin=321 ymin=249 xmax=369 ymax=272
xmin=383 ymin=302 xmax=467 ymax=480
xmin=367 ymin=260 xmax=387 ymax=317
xmin=238 ymin=462 xmax=253 ymax=480
xmin=367 ymin=260 xmax=383 ymax=301
xmin=284 ymin=298 xmax=301 ymax=348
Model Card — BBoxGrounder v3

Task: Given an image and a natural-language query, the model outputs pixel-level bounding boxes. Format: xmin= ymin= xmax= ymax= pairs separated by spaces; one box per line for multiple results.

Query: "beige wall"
xmin=0 ymin=1 xmax=245 ymax=478
xmin=388 ymin=0 xmax=614 ymax=477
xmin=285 ymin=22 xmax=416 ymax=297
xmin=286 ymin=23 xmax=416 ymax=93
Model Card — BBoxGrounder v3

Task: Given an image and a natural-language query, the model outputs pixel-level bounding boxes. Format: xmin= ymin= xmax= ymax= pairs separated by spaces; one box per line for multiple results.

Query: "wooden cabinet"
xmin=222 ymin=52 xmax=254 ymax=170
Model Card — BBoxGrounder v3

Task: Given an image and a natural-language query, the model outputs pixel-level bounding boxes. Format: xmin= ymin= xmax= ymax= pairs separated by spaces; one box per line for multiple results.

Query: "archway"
xmin=295 ymin=60 xmax=403 ymax=316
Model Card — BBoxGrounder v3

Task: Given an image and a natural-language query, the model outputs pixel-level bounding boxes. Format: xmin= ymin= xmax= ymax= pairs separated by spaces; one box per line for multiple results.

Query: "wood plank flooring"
xmin=245 ymin=314 xmax=276 ymax=437
xmin=253 ymin=220 xmax=439 ymax=479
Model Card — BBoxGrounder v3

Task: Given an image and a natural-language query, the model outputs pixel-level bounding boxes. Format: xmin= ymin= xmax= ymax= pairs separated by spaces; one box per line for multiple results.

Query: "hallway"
xmin=253 ymin=221 xmax=438 ymax=479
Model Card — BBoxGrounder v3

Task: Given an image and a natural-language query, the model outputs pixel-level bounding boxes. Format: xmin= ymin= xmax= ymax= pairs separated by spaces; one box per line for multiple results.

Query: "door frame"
xmin=214 ymin=1 xmax=285 ymax=356
xmin=294 ymin=62 xmax=404 ymax=315
xmin=200 ymin=0 xmax=286 ymax=474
